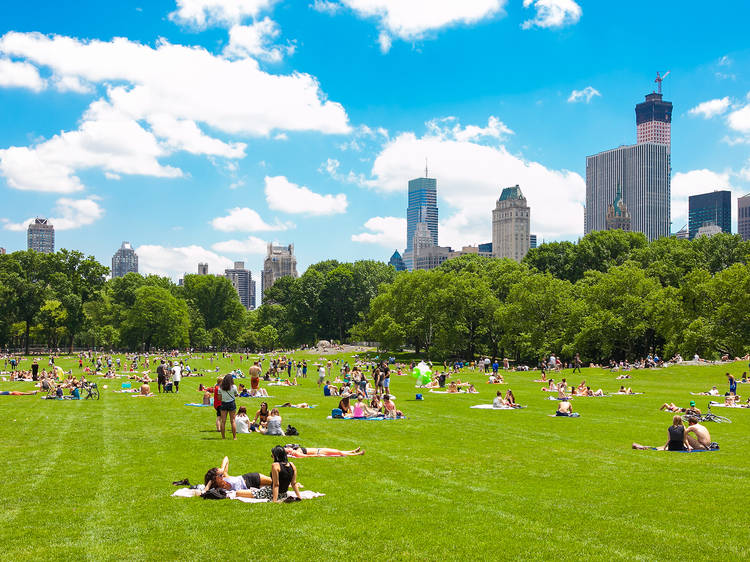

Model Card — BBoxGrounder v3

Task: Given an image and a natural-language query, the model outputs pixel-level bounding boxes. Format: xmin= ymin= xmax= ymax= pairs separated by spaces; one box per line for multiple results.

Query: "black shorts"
xmin=215 ymin=406 xmax=222 ymax=417
xmin=242 ymin=472 xmax=261 ymax=489
xmin=220 ymin=400 xmax=236 ymax=412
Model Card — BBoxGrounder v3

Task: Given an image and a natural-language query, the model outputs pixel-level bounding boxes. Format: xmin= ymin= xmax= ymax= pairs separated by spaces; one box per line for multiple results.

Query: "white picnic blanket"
xmin=172 ymin=486 xmax=325 ymax=502
xmin=470 ymin=404 xmax=524 ymax=410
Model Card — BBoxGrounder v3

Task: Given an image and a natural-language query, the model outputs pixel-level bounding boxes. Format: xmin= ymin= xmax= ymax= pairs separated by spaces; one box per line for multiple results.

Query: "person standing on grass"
xmin=727 ymin=373 xmax=737 ymax=396
xmin=172 ymin=361 xmax=182 ymax=393
xmin=317 ymin=364 xmax=326 ymax=388
xmin=302 ymin=361 xmax=308 ymax=378
xmin=157 ymin=360 xmax=166 ymax=393
xmin=249 ymin=361 xmax=261 ymax=395
xmin=573 ymin=353 xmax=582 ymax=374
xmin=218 ymin=374 xmax=238 ymax=440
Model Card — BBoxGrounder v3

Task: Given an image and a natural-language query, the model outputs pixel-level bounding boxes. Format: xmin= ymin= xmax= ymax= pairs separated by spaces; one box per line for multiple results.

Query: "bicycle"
xmin=80 ymin=380 xmax=100 ymax=400
xmin=699 ymin=405 xmax=731 ymax=423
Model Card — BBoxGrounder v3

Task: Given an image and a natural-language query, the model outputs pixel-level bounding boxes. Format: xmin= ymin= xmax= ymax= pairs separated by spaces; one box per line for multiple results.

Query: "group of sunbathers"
xmin=633 ymin=414 xmax=718 ymax=451
xmin=492 ymin=389 xmax=519 ymax=408
xmin=337 ymin=395 xmax=403 ymax=418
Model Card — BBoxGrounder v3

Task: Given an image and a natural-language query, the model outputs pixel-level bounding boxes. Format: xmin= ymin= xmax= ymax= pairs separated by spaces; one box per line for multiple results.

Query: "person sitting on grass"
xmin=236 ymin=406 xmax=251 ymax=434
xmin=284 ymin=444 xmax=364 ymax=457
xmin=253 ymin=402 xmax=270 ymax=432
xmin=447 ymin=381 xmax=460 ymax=393
xmin=337 ymin=396 xmax=352 ymax=417
xmin=238 ymin=384 xmax=251 ymax=397
xmin=555 ymin=399 xmax=578 ymax=417
xmin=557 ymin=378 xmax=569 ymax=400
xmin=583 ymin=386 xmax=605 ymax=397
xmin=352 ymin=397 xmax=365 ymax=418
xmin=504 ymin=389 xmax=518 ymax=408
xmin=617 ymin=386 xmax=634 ymax=394
xmin=383 ymin=394 xmax=403 ymax=418
xmin=633 ymin=415 xmax=690 ymax=451
xmin=259 ymin=408 xmax=284 ymax=436
xmin=139 ymin=383 xmax=152 ymax=396
xmin=541 ymin=379 xmax=556 ymax=391
xmin=685 ymin=416 xmax=716 ymax=450
xmin=487 ymin=372 xmax=504 ymax=384
xmin=466 ymin=383 xmax=478 ymax=394
xmin=492 ymin=390 xmax=505 ymax=408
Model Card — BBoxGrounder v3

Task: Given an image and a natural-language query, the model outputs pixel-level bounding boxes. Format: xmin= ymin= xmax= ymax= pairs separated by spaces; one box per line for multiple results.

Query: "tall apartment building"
xmin=111 ymin=241 xmax=138 ymax=278
xmin=388 ymin=250 xmax=406 ymax=271
xmin=262 ymin=243 xmax=298 ymax=298
xmin=739 ymin=194 xmax=750 ymax=241
xmin=585 ymin=143 xmax=670 ymax=241
xmin=404 ymin=175 xmax=438 ymax=270
xmin=198 ymin=263 xmax=208 ymax=275
xmin=27 ymin=217 xmax=55 ymax=253
xmin=492 ymin=185 xmax=530 ymax=262
xmin=224 ymin=261 xmax=254 ymax=310
xmin=688 ymin=190 xmax=731 ymax=240
xmin=529 ymin=235 xmax=537 ymax=249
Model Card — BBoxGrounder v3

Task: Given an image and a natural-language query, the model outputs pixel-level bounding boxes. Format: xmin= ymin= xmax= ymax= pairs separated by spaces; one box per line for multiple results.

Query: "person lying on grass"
xmin=487 ymin=372 xmax=504 ymax=384
xmin=633 ymin=415 xmax=691 ymax=451
xmin=616 ymin=386 xmax=635 ymax=394
xmin=279 ymin=402 xmax=310 ymax=408
xmin=694 ymin=386 xmax=721 ymax=396
xmin=0 ymin=389 xmax=38 ymax=395
xmin=204 ymin=449 xmax=302 ymax=502
xmin=541 ymin=379 xmax=556 ymax=391
xmin=660 ymin=401 xmax=701 ymax=415
xmin=284 ymin=444 xmax=364 ymax=457
xmin=615 ymin=373 xmax=631 ymax=380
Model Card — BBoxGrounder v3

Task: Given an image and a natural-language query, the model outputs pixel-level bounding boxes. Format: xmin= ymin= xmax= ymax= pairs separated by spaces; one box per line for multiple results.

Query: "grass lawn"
xmin=1 ymin=352 xmax=749 ymax=561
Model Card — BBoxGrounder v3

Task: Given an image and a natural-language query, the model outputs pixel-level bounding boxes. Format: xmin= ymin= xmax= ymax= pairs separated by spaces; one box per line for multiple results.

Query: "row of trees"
xmin=1 ymin=230 xmax=748 ymax=360
xmin=357 ymin=231 xmax=750 ymax=362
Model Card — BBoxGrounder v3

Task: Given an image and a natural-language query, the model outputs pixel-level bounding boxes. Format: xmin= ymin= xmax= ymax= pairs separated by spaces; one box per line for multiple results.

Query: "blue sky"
xmin=1 ymin=0 xmax=749 ymax=280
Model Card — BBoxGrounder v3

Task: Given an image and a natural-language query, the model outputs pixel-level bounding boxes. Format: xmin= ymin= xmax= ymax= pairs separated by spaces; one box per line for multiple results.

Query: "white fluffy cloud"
xmin=265 ymin=175 xmax=348 ymax=215
xmin=136 ymin=244 xmax=234 ymax=279
xmin=210 ymin=207 xmax=287 ymax=231
xmin=522 ymin=0 xmax=581 ymax=29
xmin=225 ymin=18 xmax=294 ymax=62
xmin=211 ymin=236 xmax=268 ymax=254
xmin=329 ymin=0 xmax=506 ymax=51
xmin=2 ymin=197 xmax=104 ymax=231
xmin=689 ymin=97 xmax=730 ymax=119
xmin=568 ymin=86 xmax=600 ymax=104
xmin=351 ymin=216 xmax=405 ymax=248
xmin=728 ymin=102 xmax=750 ymax=134
xmin=427 ymin=116 xmax=513 ymax=142
xmin=170 ymin=0 xmax=277 ymax=27
xmin=368 ymin=117 xmax=585 ymax=244
xmin=0 ymin=57 xmax=45 ymax=91
xmin=671 ymin=169 xmax=734 ymax=229
xmin=0 ymin=100 xmax=181 ymax=192
xmin=0 ymin=31 xmax=350 ymax=192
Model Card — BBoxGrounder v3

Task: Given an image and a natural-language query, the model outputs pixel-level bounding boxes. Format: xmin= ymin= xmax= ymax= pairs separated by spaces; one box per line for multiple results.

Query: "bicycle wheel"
xmin=712 ymin=414 xmax=731 ymax=423
xmin=91 ymin=386 xmax=100 ymax=400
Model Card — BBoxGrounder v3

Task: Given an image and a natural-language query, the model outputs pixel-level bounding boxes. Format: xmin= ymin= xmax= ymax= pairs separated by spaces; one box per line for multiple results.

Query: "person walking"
xmin=156 ymin=360 xmax=166 ymax=393
xmin=172 ymin=362 xmax=182 ymax=393
xmin=572 ymin=353 xmax=582 ymax=374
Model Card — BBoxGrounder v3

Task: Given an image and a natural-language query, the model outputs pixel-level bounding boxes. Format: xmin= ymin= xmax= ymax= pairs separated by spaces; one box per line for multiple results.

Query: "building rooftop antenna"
xmin=424 ymin=158 xmax=428 ymax=178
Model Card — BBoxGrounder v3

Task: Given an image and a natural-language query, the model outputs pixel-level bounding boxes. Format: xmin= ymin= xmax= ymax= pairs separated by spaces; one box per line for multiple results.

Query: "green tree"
xmin=120 ymin=286 xmax=189 ymax=351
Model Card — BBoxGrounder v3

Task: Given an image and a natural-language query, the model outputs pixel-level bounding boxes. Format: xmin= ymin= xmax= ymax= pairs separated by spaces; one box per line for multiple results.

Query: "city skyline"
xmin=2 ymin=2 xmax=750 ymax=278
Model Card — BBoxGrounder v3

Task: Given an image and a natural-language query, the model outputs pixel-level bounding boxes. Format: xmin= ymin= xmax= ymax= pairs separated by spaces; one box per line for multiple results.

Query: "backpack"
xmin=201 ymin=488 xmax=227 ymax=500
xmin=286 ymin=425 xmax=299 ymax=436
xmin=331 ymin=408 xmax=343 ymax=419
xmin=415 ymin=393 xmax=423 ymax=400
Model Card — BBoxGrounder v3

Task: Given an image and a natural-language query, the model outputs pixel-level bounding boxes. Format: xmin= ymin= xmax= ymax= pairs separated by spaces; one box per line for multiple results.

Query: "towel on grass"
xmin=612 ymin=392 xmax=644 ymax=396
xmin=276 ymin=404 xmax=317 ymax=408
xmin=172 ymin=487 xmax=324 ymax=502
xmin=546 ymin=396 xmax=573 ymax=401
xmin=326 ymin=415 xmax=405 ymax=421
xmin=267 ymin=382 xmax=297 ymax=387
xmin=470 ymin=404 xmax=525 ymax=410
xmin=185 ymin=403 xmax=212 ymax=407
xmin=643 ymin=448 xmax=719 ymax=453
xmin=113 ymin=389 xmax=138 ymax=393
xmin=708 ymin=401 xmax=748 ymax=408
xmin=429 ymin=390 xmax=476 ymax=394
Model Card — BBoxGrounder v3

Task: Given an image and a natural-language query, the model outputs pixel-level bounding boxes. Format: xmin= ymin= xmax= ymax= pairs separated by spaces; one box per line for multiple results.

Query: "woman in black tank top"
xmin=666 ymin=415 xmax=688 ymax=451
xmin=270 ymin=446 xmax=302 ymax=502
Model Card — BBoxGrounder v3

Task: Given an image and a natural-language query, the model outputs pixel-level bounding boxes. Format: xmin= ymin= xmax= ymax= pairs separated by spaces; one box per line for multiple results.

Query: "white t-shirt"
xmin=492 ymin=396 xmax=505 ymax=408
xmin=172 ymin=365 xmax=182 ymax=382
xmin=236 ymin=414 xmax=250 ymax=433
xmin=318 ymin=367 xmax=325 ymax=379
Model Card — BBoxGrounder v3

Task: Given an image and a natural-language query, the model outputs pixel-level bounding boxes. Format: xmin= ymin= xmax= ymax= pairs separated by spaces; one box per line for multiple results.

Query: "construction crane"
xmin=655 ymin=70 xmax=670 ymax=94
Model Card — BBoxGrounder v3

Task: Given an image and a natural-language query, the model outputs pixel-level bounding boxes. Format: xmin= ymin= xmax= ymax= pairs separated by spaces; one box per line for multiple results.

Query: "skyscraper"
xmin=688 ymin=190 xmax=731 ymax=240
xmin=388 ymin=250 xmax=406 ymax=271
xmin=27 ymin=218 xmax=54 ymax=253
xmin=111 ymin=241 xmax=138 ymax=278
xmin=585 ymin=143 xmax=670 ymax=241
xmin=198 ymin=263 xmax=208 ymax=275
xmin=492 ymin=185 xmax=530 ymax=262
xmin=224 ymin=261 xmax=254 ymax=310
xmin=0 ymin=248 xmax=5 ymax=255
xmin=529 ymin=235 xmax=537 ymax=249
xmin=605 ymin=184 xmax=632 ymax=231
xmin=739 ymin=194 xmax=750 ymax=241
xmin=404 ymin=175 xmax=438 ymax=270
xmin=262 ymin=243 xmax=298 ymax=298
xmin=636 ymin=91 xmax=673 ymax=150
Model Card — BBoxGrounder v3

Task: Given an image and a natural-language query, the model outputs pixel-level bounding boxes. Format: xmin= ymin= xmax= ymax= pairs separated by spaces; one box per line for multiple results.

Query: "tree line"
xmin=1 ymin=230 xmax=748 ymax=361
